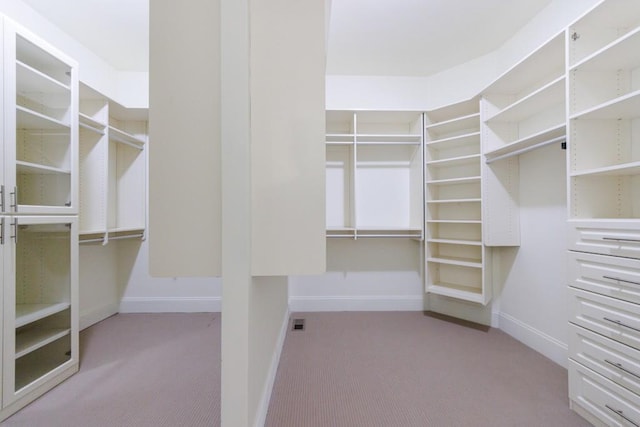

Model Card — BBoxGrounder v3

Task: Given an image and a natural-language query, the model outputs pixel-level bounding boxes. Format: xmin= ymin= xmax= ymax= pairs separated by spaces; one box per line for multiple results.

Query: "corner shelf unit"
xmin=425 ymin=98 xmax=492 ymax=305
xmin=325 ymin=111 xmax=424 ymax=239
xmin=480 ymin=31 xmax=567 ymax=247
xmin=78 ymin=83 xmax=147 ymax=244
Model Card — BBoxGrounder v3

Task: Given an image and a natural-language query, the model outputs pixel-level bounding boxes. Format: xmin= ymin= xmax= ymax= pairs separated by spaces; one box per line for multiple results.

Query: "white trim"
xmin=498 ymin=312 xmax=568 ymax=368
xmin=79 ymin=302 xmax=119 ymax=330
xmin=289 ymin=295 xmax=424 ymax=312
xmin=119 ymin=297 xmax=222 ymax=313
xmin=254 ymin=307 xmax=290 ymax=427
xmin=491 ymin=310 xmax=501 ymax=328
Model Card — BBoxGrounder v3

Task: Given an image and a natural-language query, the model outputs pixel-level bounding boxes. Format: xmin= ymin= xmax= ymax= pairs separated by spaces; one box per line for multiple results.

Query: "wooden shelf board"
xmin=16 ymin=328 xmax=70 ymax=359
xmin=426 ymin=282 xmax=485 ymax=303
xmin=427 ymin=238 xmax=482 ymax=246
xmin=17 ymin=160 xmax=70 ymax=175
xmin=426 ymin=256 xmax=482 ymax=268
xmin=571 ymin=161 xmax=640 ymax=178
xmin=571 ymin=25 xmax=640 ymax=72
xmin=426 ymin=131 xmax=480 ymax=149
xmin=427 ymin=198 xmax=481 ymax=204
xmin=17 ymin=106 xmax=69 ymax=130
xmin=427 ymin=154 xmax=480 ymax=167
xmin=16 ymin=303 xmax=70 ymax=328
xmin=485 ymin=76 xmax=565 ymax=123
xmin=427 ymin=176 xmax=481 ymax=186
xmin=572 ymin=89 xmax=640 ymax=120
xmin=484 ymin=124 xmax=565 ymax=159
xmin=17 ymin=60 xmax=70 ymax=95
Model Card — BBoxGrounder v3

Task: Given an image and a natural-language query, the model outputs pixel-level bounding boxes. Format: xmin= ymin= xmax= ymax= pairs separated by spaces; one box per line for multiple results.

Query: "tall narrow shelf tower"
xmin=1 ymin=17 xmax=79 ymax=420
xmin=424 ymin=98 xmax=491 ymax=304
xmin=566 ymin=0 xmax=640 ymax=425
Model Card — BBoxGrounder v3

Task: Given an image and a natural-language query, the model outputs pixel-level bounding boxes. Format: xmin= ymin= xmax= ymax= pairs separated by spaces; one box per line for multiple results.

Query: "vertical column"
xmin=220 ymin=0 xmax=252 ymax=425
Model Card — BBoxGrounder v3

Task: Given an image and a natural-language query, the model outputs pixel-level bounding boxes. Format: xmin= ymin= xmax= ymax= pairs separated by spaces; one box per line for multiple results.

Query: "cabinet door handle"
xmin=9 ymin=186 xmax=17 ymax=212
xmin=605 ymin=404 xmax=640 ymax=427
xmin=0 ymin=185 xmax=4 ymax=212
xmin=603 ymin=237 xmax=640 ymax=243
xmin=0 ymin=218 xmax=4 ymax=245
xmin=603 ymin=276 xmax=640 ymax=287
xmin=605 ymin=359 xmax=640 ymax=380
xmin=603 ymin=317 xmax=640 ymax=333
xmin=10 ymin=220 xmax=17 ymax=244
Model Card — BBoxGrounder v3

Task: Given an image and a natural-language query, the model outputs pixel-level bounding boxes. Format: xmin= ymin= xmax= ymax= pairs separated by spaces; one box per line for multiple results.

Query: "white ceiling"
xmin=22 ymin=0 xmax=552 ymax=76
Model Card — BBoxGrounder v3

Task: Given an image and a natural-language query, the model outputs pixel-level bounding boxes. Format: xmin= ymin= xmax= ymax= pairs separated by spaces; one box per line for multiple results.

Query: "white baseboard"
xmin=498 ymin=312 xmax=568 ymax=368
xmin=119 ymin=297 xmax=222 ymax=313
xmin=289 ymin=295 xmax=425 ymax=312
xmin=80 ymin=302 xmax=119 ymax=330
xmin=254 ymin=307 xmax=290 ymax=427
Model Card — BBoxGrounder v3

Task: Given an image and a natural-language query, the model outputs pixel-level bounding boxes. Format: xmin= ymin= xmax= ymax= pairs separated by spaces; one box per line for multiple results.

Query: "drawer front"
xmin=569 ymin=251 xmax=640 ymax=305
xmin=569 ymin=323 xmax=640 ymax=396
xmin=570 ymin=359 xmax=640 ymax=427
xmin=570 ymin=287 xmax=640 ymax=351
xmin=569 ymin=221 xmax=640 ymax=260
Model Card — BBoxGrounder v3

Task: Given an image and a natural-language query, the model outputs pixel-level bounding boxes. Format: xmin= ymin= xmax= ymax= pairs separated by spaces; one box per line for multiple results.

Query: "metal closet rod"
xmin=485 ymin=135 xmax=566 ymax=164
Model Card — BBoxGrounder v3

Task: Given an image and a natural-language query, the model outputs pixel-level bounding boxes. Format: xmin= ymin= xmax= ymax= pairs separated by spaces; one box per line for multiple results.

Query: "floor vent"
xmin=292 ymin=318 xmax=305 ymax=331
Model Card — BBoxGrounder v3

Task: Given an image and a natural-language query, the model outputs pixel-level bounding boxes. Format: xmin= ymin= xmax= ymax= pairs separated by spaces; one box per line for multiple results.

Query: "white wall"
xmin=0 ymin=0 xmax=148 ymax=107
xmin=494 ymin=144 xmax=569 ymax=367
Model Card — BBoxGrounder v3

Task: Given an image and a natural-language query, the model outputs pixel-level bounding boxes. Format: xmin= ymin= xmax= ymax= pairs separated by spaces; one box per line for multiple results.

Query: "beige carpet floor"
xmin=0 ymin=311 xmax=592 ymax=426
xmin=0 ymin=313 xmax=221 ymax=427
xmin=266 ymin=311 xmax=592 ymax=427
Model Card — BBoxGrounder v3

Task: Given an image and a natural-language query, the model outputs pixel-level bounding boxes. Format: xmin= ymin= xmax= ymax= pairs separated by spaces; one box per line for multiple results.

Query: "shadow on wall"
xmin=327 ymin=238 xmax=422 ymax=272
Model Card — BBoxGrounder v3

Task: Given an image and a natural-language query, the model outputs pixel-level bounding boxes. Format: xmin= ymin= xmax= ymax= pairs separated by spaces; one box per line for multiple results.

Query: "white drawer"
xmin=570 ymin=359 xmax=640 ymax=427
xmin=569 ymin=251 xmax=640 ymax=305
xmin=570 ymin=323 xmax=640 ymax=396
xmin=569 ymin=220 xmax=640 ymax=260
xmin=570 ymin=287 xmax=640 ymax=351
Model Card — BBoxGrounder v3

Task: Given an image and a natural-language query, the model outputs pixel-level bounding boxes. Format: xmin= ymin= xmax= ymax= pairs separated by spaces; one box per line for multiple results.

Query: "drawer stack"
xmin=568 ymin=238 xmax=640 ymax=426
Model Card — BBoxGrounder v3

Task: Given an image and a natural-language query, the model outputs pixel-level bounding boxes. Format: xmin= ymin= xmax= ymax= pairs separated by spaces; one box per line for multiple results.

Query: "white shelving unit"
xmin=3 ymin=20 xmax=78 ymax=215
xmin=78 ymin=83 xmax=147 ymax=244
xmin=325 ymin=111 xmax=423 ymax=239
xmin=480 ymin=31 xmax=566 ymax=247
xmin=567 ymin=1 xmax=640 ymax=426
xmin=0 ymin=17 xmax=79 ymax=421
xmin=425 ymin=98 xmax=492 ymax=305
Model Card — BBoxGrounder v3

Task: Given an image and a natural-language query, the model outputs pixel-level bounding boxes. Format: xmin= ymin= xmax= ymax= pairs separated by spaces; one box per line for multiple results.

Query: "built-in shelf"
xmin=427 ymin=176 xmax=481 ymax=186
xmin=484 ymin=124 xmax=565 ymax=160
xmin=15 ymin=303 xmax=70 ymax=328
xmin=427 ymin=219 xmax=482 ymax=224
xmin=427 ymin=198 xmax=482 ymax=204
xmin=427 ymin=154 xmax=481 ymax=167
xmin=16 ymin=329 xmax=70 ymax=359
xmin=425 ymin=113 xmax=480 ymax=138
xmin=17 ymin=106 xmax=69 ymax=130
xmin=426 ymin=283 xmax=484 ymax=303
xmin=426 ymin=132 xmax=480 ymax=150
xmin=427 ymin=238 xmax=482 ymax=246
xmin=16 ymin=60 xmax=70 ymax=94
xmin=571 ymin=89 xmax=640 ymax=120
xmin=571 ymin=161 xmax=640 ymax=177
xmin=485 ymin=76 xmax=565 ymax=123
xmin=427 ymin=256 xmax=482 ymax=268
xmin=109 ymin=126 xmax=145 ymax=148
xmin=17 ymin=160 xmax=70 ymax=175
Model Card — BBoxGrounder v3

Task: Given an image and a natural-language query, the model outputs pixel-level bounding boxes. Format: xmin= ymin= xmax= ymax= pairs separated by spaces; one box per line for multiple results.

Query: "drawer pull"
xmin=605 ymin=404 xmax=640 ymax=427
xmin=604 ymin=317 xmax=640 ymax=333
xmin=605 ymin=359 xmax=640 ymax=380
xmin=603 ymin=237 xmax=640 ymax=244
xmin=603 ymin=276 xmax=640 ymax=287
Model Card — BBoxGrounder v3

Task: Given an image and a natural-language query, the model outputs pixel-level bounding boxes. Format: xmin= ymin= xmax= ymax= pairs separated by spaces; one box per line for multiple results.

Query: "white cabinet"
xmin=78 ymin=83 xmax=147 ymax=244
xmin=325 ymin=111 xmax=423 ymax=239
xmin=0 ymin=17 xmax=79 ymax=421
xmin=1 ymin=216 xmax=78 ymax=413
xmin=480 ymin=31 xmax=566 ymax=247
xmin=424 ymin=98 xmax=492 ymax=305
xmin=2 ymin=18 xmax=78 ymax=215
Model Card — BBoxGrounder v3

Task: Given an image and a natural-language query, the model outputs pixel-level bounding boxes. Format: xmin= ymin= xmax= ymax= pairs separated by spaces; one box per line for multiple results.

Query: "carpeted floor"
xmin=0 ymin=313 xmax=221 ymax=427
xmin=265 ymin=311 xmax=592 ymax=427
xmin=0 ymin=311 xmax=591 ymax=426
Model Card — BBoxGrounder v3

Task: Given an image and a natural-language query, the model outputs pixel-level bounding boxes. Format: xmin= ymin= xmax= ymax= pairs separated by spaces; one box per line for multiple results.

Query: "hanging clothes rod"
xmin=80 ymin=121 xmax=106 ymax=135
xmin=109 ymin=233 xmax=144 ymax=241
xmin=79 ymin=237 xmax=106 ymax=244
xmin=485 ymin=135 xmax=566 ymax=164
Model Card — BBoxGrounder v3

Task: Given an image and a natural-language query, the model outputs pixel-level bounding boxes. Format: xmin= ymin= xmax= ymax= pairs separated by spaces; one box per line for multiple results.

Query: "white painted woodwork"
xmin=148 ymin=0 xmax=221 ymax=277
xmin=250 ymin=0 xmax=326 ymax=275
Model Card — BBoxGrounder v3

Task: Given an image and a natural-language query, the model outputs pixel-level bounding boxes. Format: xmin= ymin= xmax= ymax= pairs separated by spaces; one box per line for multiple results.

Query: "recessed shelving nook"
xmin=325 ymin=111 xmax=423 ymax=239
xmin=479 ymin=31 xmax=566 ymax=246
xmin=425 ymin=98 xmax=492 ymax=305
xmin=567 ymin=1 xmax=640 ymax=426
xmin=78 ymin=83 xmax=147 ymax=244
